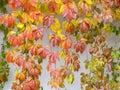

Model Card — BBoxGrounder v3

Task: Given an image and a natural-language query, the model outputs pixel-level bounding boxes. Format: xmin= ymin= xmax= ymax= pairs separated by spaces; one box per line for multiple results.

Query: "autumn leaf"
xmin=60 ymin=35 xmax=72 ymax=50
xmin=62 ymin=3 xmax=77 ymax=21
xmin=74 ymin=38 xmax=87 ymax=53
xmin=62 ymin=21 xmax=74 ymax=34
xmin=43 ymin=14 xmax=55 ymax=27
xmin=49 ymin=33 xmax=61 ymax=46
xmin=51 ymin=18 xmax=60 ymax=32
xmin=8 ymin=0 xmax=21 ymax=9
xmin=59 ymin=50 xmax=65 ymax=59
xmin=48 ymin=1 xmax=58 ymax=12
xmin=66 ymin=74 xmax=74 ymax=84
xmin=85 ymin=0 xmax=93 ymax=5
xmin=78 ymin=18 xmax=90 ymax=33
xmin=6 ymin=50 xmax=15 ymax=63
xmin=65 ymin=55 xmax=73 ymax=64
xmin=48 ymin=51 xmax=59 ymax=64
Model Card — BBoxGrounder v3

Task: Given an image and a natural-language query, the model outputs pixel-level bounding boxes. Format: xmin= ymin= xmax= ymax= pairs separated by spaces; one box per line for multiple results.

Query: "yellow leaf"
xmin=60 ymin=5 xmax=65 ymax=13
xmin=85 ymin=0 xmax=93 ymax=5
xmin=90 ymin=18 xmax=97 ymax=26
xmin=7 ymin=31 xmax=16 ymax=36
xmin=15 ymin=69 xmax=20 ymax=77
xmin=57 ymin=30 xmax=63 ymax=38
xmin=67 ymin=74 xmax=74 ymax=84
xmin=62 ymin=21 xmax=69 ymax=29
xmin=59 ymin=50 xmax=65 ymax=59
xmin=17 ymin=23 xmax=24 ymax=29
xmin=70 ymin=64 xmax=74 ymax=71
xmin=11 ymin=11 xmax=21 ymax=17
xmin=118 ymin=66 xmax=120 ymax=71
xmin=51 ymin=18 xmax=60 ymax=32
xmin=71 ymin=20 xmax=78 ymax=26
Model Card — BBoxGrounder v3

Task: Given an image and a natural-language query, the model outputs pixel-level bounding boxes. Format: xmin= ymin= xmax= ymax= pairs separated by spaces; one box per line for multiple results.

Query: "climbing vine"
xmin=0 ymin=0 xmax=120 ymax=90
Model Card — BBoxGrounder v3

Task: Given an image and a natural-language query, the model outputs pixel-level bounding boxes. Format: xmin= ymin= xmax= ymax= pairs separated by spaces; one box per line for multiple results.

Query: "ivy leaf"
xmin=70 ymin=64 xmax=74 ymax=71
xmin=17 ymin=23 xmax=24 ymax=29
xmin=67 ymin=74 xmax=74 ymax=84
xmin=111 ymin=50 xmax=120 ymax=60
xmin=51 ymin=18 xmax=60 ymax=32
xmin=59 ymin=84 xmax=65 ymax=88
xmin=85 ymin=0 xmax=93 ymax=5
xmin=59 ymin=50 xmax=65 ymax=59
xmin=7 ymin=31 xmax=16 ymax=36
xmin=60 ymin=35 xmax=72 ymax=50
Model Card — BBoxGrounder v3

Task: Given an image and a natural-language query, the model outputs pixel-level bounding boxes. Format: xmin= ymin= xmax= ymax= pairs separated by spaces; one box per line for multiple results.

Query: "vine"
xmin=0 ymin=0 xmax=120 ymax=90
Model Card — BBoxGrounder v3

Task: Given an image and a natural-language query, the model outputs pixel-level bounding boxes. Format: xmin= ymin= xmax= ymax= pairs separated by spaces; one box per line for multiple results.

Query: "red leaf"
xmin=6 ymin=51 xmax=15 ymax=63
xmin=48 ymin=51 xmax=59 ymax=64
xmin=43 ymin=15 xmax=55 ymax=27
xmin=23 ymin=29 xmax=33 ymax=40
xmin=49 ymin=33 xmax=61 ymax=47
xmin=30 ymin=11 xmax=41 ymax=21
xmin=28 ymin=43 xmax=42 ymax=56
xmin=9 ymin=34 xmax=24 ymax=47
xmin=78 ymin=18 xmax=90 ymax=33
xmin=32 ymin=26 xmax=44 ymax=40
xmin=47 ymin=63 xmax=53 ymax=71
xmin=50 ymin=69 xmax=60 ymax=78
xmin=38 ymin=46 xmax=50 ymax=58
xmin=8 ymin=0 xmax=21 ymax=9
xmin=73 ymin=60 xmax=80 ymax=71
xmin=62 ymin=4 xmax=77 ymax=21
xmin=21 ymin=0 xmax=36 ymax=12
xmin=74 ymin=38 xmax=86 ymax=53
xmin=65 ymin=55 xmax=73 ymax=64
xmin=48 ymin=1 xmax=58 ymax=12
xmin=16 ymin=54 xmax=25 ymax=66
xmin=5 ymin=15 xmax=15 ymax=28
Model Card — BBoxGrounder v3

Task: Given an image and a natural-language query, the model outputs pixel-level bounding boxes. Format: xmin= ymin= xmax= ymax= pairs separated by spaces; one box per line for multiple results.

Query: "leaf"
xmin=70 ymin=64 xmax=74 ymax=71
xmin=11 ymin=11 xmax=21 ymax=17
xmin=67 ymin=74 xmax=74 ymax=84
xmin=17 ymin=23 xmax=24 ymax=29
xmin=59 ymin=84 xmax=65 ymax=88
xmin=90 ymin=18 xmax=97 ymax=26
xmin=43 ymin=15 xmax=55 ymax=27
xmin=51 ymin=18 xmax=60 ymax=32
xmin=60 ymin=4 xmax=65 ymax=13
xmin=49 ymin=33 xmax=61 ymax=46
xmin=85 ymin=0 xmax=93 ymax=5
xmin=60 ymin=35 xmax=72 ymax=50
xmin=71 ymin=20 xmax=78 ymax=26
xmin=48 ymin=51 xmax=59 ymax=64
xmin=62 ymin=4 xmax=77 ymax=20
xmin=59 ymin=50 xmax=65 ymax=59
xmin=41 ymin=3 xmax=48 ymax=13
xmin=7 ymin=31 xmax=16 ymax=36
xmin=55 ymin=0 xmax=63 ymax=4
